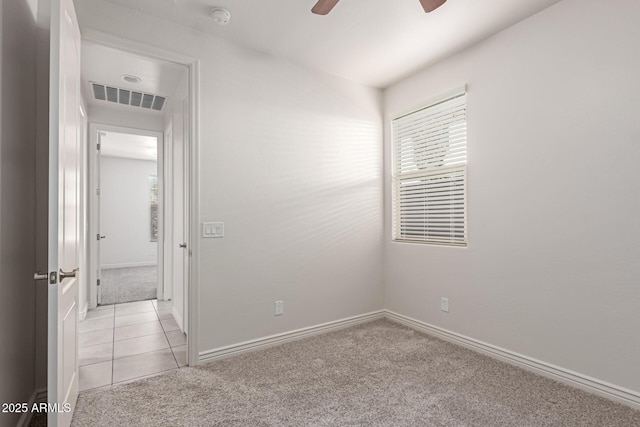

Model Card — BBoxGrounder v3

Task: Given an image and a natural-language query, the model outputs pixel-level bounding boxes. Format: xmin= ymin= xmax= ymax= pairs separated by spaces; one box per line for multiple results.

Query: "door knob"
xmin=179 ymin=243 xmax=187 ymax=248
xmin=59 ymin=268 xmax=79 ymax=281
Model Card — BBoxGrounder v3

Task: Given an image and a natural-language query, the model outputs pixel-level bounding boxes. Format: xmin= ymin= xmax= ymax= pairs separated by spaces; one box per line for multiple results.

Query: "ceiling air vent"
xmin=91 ymin=82 xmax=167 ymax=112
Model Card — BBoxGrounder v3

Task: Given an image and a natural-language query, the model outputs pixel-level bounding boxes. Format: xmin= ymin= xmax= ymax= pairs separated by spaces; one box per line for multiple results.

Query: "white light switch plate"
xmin=441 ymin=297 xmax=449 ymax=313
xmin=274 ymin=300 xmax=284 ymax=316
xmin=202 ymin=222 xmax=224 ymax=238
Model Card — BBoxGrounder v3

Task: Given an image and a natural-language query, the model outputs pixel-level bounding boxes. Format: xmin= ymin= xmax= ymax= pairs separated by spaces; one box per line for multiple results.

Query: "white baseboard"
xmin=199 ymin=310 xmax=386 ymax=363
xmin=172 ymin=305 xmax=184 ymax=332
xmin=16 ymin=388 xmax=46 ymax=427
xmin=198 ymin=308 xmax=639 ymax=410
xmin=101 ymin=262 xmax=158 ymax=269
xmin=384 ymin=310 xmax=640 ymax=410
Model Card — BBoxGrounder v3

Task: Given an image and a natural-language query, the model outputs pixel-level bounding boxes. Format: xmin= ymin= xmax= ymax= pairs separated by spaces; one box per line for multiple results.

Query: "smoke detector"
xmin=210 ymin=8 xmax=231 ymax=25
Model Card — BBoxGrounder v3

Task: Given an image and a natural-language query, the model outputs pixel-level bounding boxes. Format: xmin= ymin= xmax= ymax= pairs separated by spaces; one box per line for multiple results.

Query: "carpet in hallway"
xmin=99 ymin=266 xmax=157 ymax=305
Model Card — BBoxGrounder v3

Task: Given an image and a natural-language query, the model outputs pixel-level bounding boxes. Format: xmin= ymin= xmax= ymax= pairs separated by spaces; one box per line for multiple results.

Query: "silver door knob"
xmin=59 ymin=268 xmax=79 ymax=281
xmin=179 ymin=243 xmax=187 ymax=248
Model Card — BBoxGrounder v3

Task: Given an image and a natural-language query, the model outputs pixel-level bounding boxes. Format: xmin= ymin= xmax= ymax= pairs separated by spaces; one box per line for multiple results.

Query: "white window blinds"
xmin=392 ymin=90 xmax=467 ymax=246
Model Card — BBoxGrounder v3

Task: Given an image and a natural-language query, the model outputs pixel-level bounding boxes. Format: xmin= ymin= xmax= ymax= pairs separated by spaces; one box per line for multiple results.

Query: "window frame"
xmin=391 ymin=86 xmax=468 ymax=247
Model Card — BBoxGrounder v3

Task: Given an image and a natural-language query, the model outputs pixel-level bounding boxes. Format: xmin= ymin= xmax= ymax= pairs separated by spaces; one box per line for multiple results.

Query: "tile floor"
xmin=78 ymin=299 xmax=187 ymax=392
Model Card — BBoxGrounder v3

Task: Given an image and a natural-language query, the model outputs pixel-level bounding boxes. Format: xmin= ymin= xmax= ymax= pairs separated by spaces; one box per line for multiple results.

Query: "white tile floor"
xmin=78 ymin=299 xmax=187 ymax=392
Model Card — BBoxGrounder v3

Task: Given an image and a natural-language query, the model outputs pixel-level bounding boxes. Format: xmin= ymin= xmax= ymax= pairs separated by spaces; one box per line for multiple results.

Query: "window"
xmin=392 ymin=88 xmax=467 ymax=246
xmin=150 ymin=175 xmax=158 ymax=242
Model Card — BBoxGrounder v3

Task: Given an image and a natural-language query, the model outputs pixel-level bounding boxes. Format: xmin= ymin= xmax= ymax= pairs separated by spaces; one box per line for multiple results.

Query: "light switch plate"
xmin=274 ymin=300 xmax=284 ymax=316
xmin=202 ymin=222 xmax=224 ymax=238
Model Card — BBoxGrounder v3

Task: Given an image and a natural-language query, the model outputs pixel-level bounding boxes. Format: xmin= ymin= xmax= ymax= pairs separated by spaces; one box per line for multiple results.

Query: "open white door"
xmin=181 ymin=98 xmax=190 ymax=334
xmin=173 ymin=120 xmax=185 ymax=331
xmin=48 ymin=0 xmax=82 ymax=425
xmin=170 ymin=98 xmax=189 ymax=333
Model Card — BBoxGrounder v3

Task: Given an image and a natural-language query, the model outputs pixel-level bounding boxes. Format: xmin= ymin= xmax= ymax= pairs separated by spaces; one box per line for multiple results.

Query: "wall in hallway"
xmin=89 ymin=104 xmax=165 ymax=132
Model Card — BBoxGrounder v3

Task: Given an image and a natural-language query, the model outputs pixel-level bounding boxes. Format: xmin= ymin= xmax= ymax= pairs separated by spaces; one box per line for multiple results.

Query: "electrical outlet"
xmin=274 ymin=300 xmax=284 ymax=316
xmin=440 ymin=297 xmax=449 ymax=313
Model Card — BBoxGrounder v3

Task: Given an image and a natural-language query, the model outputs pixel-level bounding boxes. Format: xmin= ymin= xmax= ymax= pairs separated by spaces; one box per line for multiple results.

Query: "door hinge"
xmin=96 ymin=188 xmax=100 ymax=195
xmin=97 ymin=279 xmax=101 ymax=287
xmin=97 ymin=142 xmax=101 ymax=151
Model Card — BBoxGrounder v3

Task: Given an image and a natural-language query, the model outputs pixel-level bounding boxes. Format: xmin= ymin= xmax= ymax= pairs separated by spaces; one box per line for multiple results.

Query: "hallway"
xmin=78 ymin=299 xmax=186 ymax=391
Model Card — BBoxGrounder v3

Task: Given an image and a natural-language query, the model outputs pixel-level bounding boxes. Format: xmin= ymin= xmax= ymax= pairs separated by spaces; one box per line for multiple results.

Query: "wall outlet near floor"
xmin=440 ymin=297 xmax=449 ymax=313
xmin=274 ymin=300 xmax=284 ymax=316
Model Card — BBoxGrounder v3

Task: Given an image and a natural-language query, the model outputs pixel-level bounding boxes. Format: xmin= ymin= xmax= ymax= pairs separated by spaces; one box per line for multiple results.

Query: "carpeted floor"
xmin=99 ymin=266 xmax=158 ymax=305
xmin=71 ymin=319 xmax=640 ymax=426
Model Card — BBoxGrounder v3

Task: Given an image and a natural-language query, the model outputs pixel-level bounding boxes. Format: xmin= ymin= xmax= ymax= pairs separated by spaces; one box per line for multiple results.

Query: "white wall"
xmin=0 ymin=0 xmax=38 ymax=424
xmin=89 ymin=104 xmax=165 ymax=132
xmin=100 ymin=156 xmax=158 ymax=267
xmin=384 ymin=0 xmax=640 ymax=395
xmin=76 ymin=0 xmax=384 ymax=352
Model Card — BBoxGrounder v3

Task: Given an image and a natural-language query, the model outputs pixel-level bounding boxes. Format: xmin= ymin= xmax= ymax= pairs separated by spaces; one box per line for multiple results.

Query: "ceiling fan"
xmin=312 ymin=0 xmax=447 ymax=15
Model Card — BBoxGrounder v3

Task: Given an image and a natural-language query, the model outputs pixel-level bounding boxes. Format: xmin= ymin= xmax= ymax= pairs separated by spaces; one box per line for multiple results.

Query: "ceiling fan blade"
xmin=418 ymin=0 xmax=447 ymax=13
xmin=312 ymin=0 xmax=340 ymax=15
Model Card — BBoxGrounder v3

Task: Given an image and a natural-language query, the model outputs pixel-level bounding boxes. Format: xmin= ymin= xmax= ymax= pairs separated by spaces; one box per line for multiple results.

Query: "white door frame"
xmin=88 ymin=124 xmax=165 ymax=307
xmin=82 ymin=29 xmax=200 ymax=367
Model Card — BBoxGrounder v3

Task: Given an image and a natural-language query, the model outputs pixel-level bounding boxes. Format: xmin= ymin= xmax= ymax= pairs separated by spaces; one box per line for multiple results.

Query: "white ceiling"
xmin=99 ymin=0 xmax=562 ymax=88
xmin=81 ymin=41 xmax=187 ymax=112
xmin=100 ymin=131 xmax=158 ymax=161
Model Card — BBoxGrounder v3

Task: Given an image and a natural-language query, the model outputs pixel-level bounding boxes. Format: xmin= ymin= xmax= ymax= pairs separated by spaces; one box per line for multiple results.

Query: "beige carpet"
xmin=99 ymin=266 xmax=157 ymax=305
xmin=72 ymin=319 xmax=640 ymax=426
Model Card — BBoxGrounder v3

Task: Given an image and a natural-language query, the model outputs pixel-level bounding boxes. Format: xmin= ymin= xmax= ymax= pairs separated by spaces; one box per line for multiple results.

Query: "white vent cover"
xmin=91 ymin=82 xmax=167 ymax=111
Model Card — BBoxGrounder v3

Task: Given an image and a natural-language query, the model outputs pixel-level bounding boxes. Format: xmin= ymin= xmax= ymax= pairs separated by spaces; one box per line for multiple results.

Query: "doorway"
xmin=95 ymin=128 xmax=163 ymax=305
xmin=77 ymin=40 xmax=195 ymax=391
